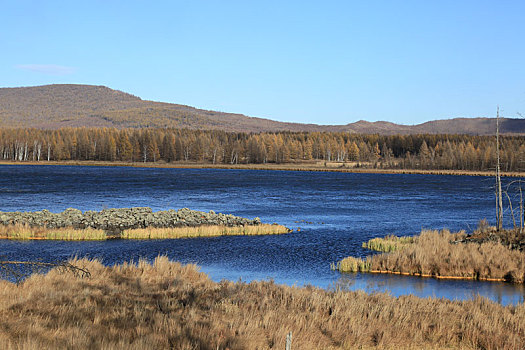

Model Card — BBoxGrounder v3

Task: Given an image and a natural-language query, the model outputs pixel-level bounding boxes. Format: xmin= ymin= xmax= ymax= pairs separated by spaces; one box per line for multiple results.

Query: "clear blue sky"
xmin=1 ymin=0 xmax=524 ymax=125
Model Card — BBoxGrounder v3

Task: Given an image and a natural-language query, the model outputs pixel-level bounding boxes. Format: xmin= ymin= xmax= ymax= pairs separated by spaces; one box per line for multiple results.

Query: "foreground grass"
xmin=0 ymin=223 xmax=290 ymax=240
xmin=336 ymin=230 xmax=525 ymax=283
xmin=0 ymin=257 xmax=524 ymax=349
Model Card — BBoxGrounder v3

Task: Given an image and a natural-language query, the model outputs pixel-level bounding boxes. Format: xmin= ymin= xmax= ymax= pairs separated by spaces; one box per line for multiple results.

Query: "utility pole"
xmin=496 ymin=106 xmax=503 ymax=231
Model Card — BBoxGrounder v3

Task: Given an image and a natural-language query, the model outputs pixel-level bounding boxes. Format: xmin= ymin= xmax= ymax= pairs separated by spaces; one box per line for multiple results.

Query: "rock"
xmin=0 ymin=207 xmax=261 ymax=232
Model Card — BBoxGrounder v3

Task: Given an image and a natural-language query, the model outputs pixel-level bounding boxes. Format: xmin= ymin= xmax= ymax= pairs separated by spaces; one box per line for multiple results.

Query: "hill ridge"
xmin=1 ymin=84 xmax=524 ymax=134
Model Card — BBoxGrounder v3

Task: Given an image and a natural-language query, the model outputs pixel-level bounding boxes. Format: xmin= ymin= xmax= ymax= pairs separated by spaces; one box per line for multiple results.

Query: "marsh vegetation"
xmin=336 ymin=229 xmax=525 ymax=283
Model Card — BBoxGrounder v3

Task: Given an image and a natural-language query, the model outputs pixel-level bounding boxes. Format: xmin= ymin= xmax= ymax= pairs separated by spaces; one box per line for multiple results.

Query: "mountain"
xmin=1 ymin=84 xmax=524 ymax=134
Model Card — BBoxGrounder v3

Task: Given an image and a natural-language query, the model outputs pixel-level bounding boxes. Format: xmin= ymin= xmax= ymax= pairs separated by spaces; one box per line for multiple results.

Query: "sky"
xmin=1 ymin=0 xmax=524 ymax=125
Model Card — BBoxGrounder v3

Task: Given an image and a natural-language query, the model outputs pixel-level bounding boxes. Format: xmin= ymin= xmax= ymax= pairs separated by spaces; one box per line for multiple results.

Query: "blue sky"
xmin=1 ymin=1 xmax=524 ymax=125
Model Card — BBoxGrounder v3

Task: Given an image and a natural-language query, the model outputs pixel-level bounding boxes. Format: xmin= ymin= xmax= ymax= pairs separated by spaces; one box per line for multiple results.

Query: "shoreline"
xmin=1 ymin=160 xmax=524 ymax=177
xmin=367 ymin=269 xmax=506 ymax=282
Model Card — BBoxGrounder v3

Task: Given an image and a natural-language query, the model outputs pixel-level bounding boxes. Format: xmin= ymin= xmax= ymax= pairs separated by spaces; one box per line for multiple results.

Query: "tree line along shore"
xmin=0 ymin=207 xmax=290 ymax=240
xmin=2 ymin=127 xmax=525 ymax=172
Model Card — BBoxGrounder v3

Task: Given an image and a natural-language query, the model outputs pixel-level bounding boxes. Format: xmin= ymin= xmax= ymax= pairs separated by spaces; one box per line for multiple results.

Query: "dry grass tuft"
xmin=0 ymin=257 xmax=524 ymax=349
xmin=338 ymin=230 xmax=525 ymax=283
xmin=362 ymin=235 xmax=416 ymax=252
xmin=332 ymin=256 xmax=371 ymax=273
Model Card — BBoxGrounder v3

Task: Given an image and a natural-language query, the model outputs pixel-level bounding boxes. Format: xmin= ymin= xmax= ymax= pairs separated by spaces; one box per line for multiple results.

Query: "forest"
xmin=1 ymin=127 xmax=524 ymax=172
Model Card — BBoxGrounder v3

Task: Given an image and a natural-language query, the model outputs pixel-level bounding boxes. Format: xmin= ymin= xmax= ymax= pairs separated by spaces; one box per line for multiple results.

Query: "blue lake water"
xmin=0 ymin=164 xmax=524 ymax=305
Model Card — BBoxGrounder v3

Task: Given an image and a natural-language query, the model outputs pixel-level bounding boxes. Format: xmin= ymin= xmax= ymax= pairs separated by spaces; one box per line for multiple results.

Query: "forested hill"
xmin=1 ymin=84 xmax=524 ymax=134
xmin=0 ymin=84 xmax=308 ymax=132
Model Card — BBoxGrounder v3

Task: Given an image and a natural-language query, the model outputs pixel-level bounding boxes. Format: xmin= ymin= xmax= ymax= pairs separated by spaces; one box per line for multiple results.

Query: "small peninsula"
xmin=334 ymin=229 xmax=525 ymax=284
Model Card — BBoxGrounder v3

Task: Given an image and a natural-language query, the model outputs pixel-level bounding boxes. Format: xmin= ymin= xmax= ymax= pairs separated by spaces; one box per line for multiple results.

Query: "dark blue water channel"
xmin=0 ymin=164 xmax=524 ymax=305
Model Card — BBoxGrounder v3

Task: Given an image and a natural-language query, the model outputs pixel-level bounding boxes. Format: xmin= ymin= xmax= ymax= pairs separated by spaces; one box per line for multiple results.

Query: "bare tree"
xmin=496 ymin=106 xmax=503 ymax=231
xmin=0 ymin=259 xmax=90 ymax=284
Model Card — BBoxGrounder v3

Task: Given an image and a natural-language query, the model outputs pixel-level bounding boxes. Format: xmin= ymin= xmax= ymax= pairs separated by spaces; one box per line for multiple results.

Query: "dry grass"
xmin=0 ymin=257 xmax=524 ymax=349
xmin=0 ymin=223 xmax=106 ymax=240
xmin=121 ymin=224 xmax=290 ymax=239
xmin=337 ymin=230 xmax=525 ymax=283
xmin=0 ymin=223 xmax=289 ymax=241
xmin=362 ymin=235 xmax=416 ymax=252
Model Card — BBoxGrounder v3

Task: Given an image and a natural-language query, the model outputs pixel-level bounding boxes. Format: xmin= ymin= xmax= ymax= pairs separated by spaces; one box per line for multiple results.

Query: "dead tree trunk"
xmin=516 ymin=112 xmax=524 ymax=233
xmin=496 ymin=106 xmax=503 ymax=231
xmin=504 ymin=191 xmax=517 ymax=229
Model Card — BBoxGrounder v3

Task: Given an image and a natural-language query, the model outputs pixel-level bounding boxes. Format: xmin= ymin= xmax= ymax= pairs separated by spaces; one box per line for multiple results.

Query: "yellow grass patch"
xmin=121 ymin=224 xmax=290 ymax=239
xmin=0 ymin=223 xmax=290 ymax=240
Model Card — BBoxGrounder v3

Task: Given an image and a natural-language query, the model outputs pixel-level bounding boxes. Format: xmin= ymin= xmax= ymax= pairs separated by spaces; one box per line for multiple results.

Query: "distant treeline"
xmin=1 ymin=128 xmax=524 ymax=171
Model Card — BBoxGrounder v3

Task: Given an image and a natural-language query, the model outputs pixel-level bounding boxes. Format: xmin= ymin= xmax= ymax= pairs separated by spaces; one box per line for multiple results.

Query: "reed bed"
xmin=121 ymin=224 xmax=290 ymax=239
xmin=362 ymin=235 xmax=416 ymax=252
xmin=0 ymin=223 xmax=107 ymax=240
xmin=337 ymin=230 xmax=525 ymax=283
xmin=0 ymin=223 xmax=289 ymax=241
xmin=0 ymin=257 xmax=523 ymax=349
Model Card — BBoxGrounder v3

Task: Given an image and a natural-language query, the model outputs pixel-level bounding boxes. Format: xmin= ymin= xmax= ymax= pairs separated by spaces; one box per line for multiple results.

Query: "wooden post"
xmin=285 ymin=331 xmax=292 ymax=350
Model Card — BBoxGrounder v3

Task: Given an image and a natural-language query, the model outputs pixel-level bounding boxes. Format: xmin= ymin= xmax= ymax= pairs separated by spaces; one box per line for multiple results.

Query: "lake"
xmin=0 ymin=164 xmax=524 ymax=305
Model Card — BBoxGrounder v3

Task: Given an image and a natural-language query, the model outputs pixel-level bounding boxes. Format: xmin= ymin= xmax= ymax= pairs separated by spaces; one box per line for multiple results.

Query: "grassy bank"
xmin=2 ymin=160 xmax=525 ymax=177
xmin=0 ymin=257 xmax=524 ymax=349
xmin=0 ymin=223 xmax=290 ymax=240
xmin=335 ymin=230 xmax=525 ymax=283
